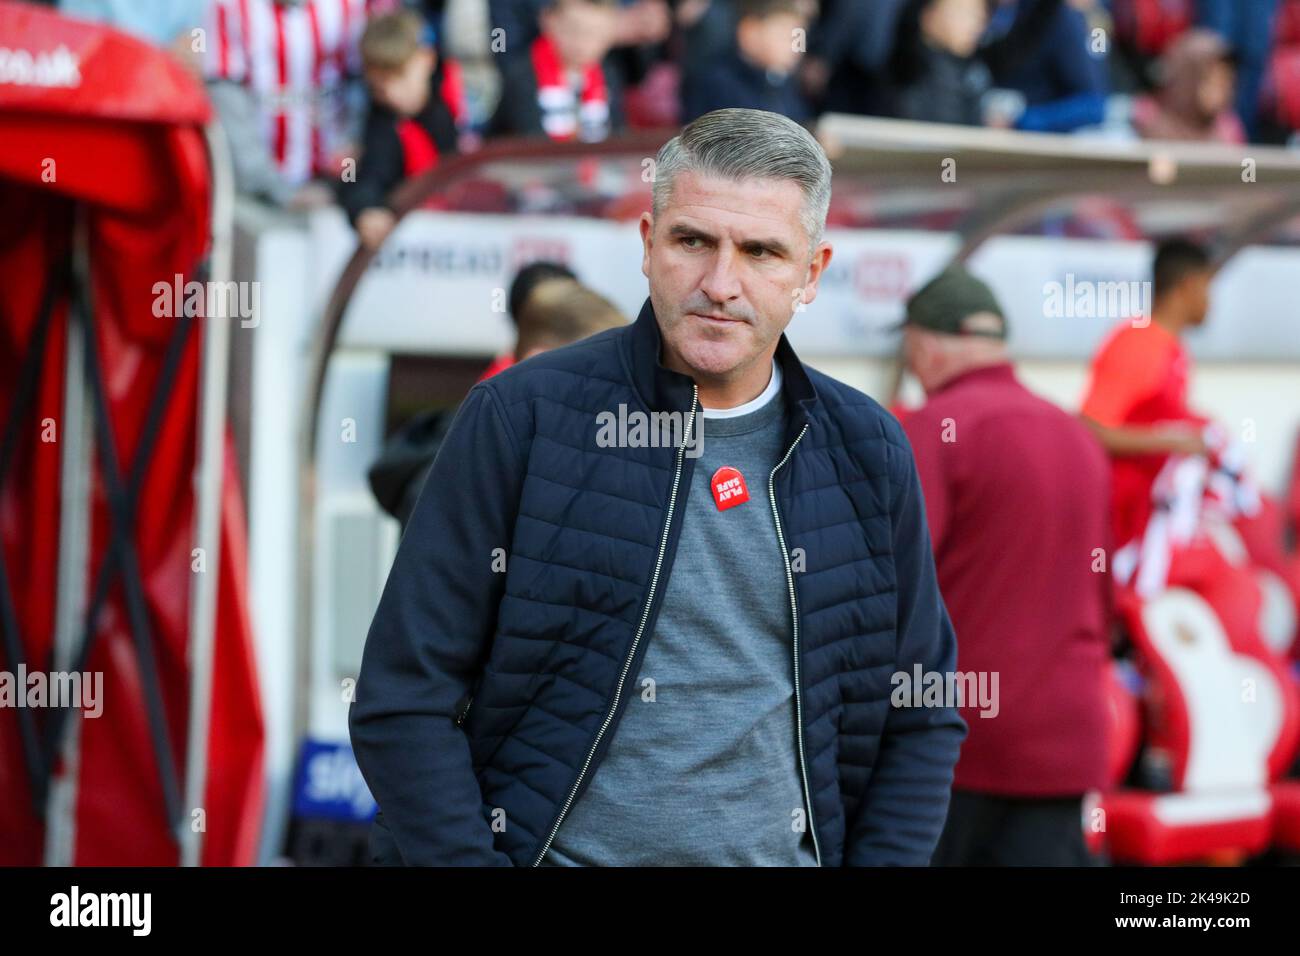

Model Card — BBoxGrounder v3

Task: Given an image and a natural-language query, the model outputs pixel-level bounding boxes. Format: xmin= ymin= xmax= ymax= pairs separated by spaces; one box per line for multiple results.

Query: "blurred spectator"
xmin=670 ymin=0 xmax=737 ymax=122
xmin=885 ymin=0 xmax=991 ymax=125
xmin=405 ymin=0 xmax=448 ymax=24
xmin=615 ymin=0 xmax=686 ymax=127
xmin=1132 ymin=28 xmax=1245 ymax=142
xmin=488 ymin=0 xmax=666 ymax=54
xmin=510 ymin=276 xmax=625 ymax=355
xmin=898 ymin=266 xmax=1111 ymax=867
xmin=477 ymin=259 xmax=578 ymax=380
xmin=1195 ymin=0 xmax=1279 ymax=141
xmin=437 ymin=0 xmax=503 ymax=132
xmin=1107 ymin=0 xmax=1193 ymax=95
xmin=489 ymin=0 xmax=670 ymax=87
xmin=1110 ymin=0 xmax=1193 ymax=59
xmin=1080 ymin=238 xmax=1215 ymax=551
xmin=681 ymin=0 xmax=812 ymax=122
xmin=980 ymin=0 xmax=1109 ymax=132
xmin=676 ymin=0 xmax=735 ymax=64
xmin=803 ymin=0 xmax=909 ymax=114
xmin=607 ymin=0 xmax=672 ymax=92
xmin=489 ymin=0 xmax=626 ymax=139
xmin=204 ymin=0 xmax=400 ymax=208
xmin=1261 ymin=0 xmax=1300 ymax=143
xmin=489 ymin=0 xmax=549 ymax=56
xmin=368 ymin=277 xmax=623 ymax=528
xmin=340 ymin=9 xmax=464 ymax=248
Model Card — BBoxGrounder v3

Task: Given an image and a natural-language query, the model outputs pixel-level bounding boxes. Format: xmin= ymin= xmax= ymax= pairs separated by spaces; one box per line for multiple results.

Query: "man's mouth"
xmin=690 ymin=312 xmax=746 ymax=325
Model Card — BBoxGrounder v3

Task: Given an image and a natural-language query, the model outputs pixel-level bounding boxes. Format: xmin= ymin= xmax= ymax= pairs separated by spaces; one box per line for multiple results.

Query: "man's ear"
xmin=639 ymin=212 xmax=654 ymax=280
xmin=798 ymin=241 xmax=834 ymax=307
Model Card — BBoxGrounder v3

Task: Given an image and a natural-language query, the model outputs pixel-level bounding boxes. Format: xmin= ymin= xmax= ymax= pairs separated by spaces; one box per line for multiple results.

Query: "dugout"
xmin=0 ymin=1 xmax=262 ymax=866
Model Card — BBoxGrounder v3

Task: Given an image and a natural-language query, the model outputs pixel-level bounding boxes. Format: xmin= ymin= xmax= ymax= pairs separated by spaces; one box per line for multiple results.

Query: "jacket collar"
xmin=621 ymin=296 xmax=819 ymax=429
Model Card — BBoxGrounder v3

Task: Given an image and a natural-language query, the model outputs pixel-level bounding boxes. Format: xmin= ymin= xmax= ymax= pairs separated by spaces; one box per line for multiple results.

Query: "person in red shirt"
xmin=898 ymin=265 xmax=1111 ymax=866
xmin=1080 ymin=239 xmax=1214 ymax=551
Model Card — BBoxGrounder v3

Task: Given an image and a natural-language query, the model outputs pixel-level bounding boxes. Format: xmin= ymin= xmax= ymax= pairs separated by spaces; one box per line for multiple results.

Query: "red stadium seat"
xmin=1213 ymin=509 xmax=1298 ymax=664
xmin=1100 ymin=588 xmax=1294 ymax=863
xmin=1106 ymin=661 xmax=1144 ymax=788
xmin=1088 ymin=661 xmax=1144 ymax=856
xmin=1264 ymin=46 xmax=1300 ymax=132
xmin=1111 ymin=0 xmax=1194 ymax=57
xmin=1201 ymin=518 xmax=1300 ymax=852
xmin=1276 ymin=0 xmax=1300 ymax=47
xmin=1273 ymin=780 xmax=1300 ymax=851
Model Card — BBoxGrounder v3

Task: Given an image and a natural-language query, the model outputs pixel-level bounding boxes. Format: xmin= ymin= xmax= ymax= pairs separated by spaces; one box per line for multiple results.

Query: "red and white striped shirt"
xmin=205 ymin=0 xmax=399 ymax=187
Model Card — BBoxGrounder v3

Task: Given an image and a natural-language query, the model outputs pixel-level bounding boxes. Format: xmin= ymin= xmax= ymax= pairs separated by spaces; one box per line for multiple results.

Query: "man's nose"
xmin=698 ymin=247 xmax=742 ymax=304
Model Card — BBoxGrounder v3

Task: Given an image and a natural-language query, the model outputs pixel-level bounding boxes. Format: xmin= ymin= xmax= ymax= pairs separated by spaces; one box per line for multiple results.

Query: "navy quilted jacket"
xmin=349 ymin=296 xmax=967 ymax=866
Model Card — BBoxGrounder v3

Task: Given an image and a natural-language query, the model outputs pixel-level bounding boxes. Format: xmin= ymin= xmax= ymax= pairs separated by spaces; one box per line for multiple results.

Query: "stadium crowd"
xmin=29 ymin=0 xmax=1300 ymax=244
xmin=22 ymin=0 xmax=1299 ymax=865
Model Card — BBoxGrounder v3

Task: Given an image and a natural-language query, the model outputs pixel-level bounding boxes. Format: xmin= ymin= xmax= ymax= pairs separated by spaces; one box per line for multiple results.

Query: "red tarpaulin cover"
xmin=0 ymin=0 xmax=263 ymax=865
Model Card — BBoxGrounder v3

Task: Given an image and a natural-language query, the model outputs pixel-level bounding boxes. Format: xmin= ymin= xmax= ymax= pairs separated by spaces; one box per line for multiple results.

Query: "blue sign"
xmin=292 ymin=739 xmax=377 ymax=823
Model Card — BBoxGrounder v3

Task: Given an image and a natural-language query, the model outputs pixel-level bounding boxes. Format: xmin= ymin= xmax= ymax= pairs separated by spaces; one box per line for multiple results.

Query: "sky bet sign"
xmin=292 ymin=739 xmax=376 ymax=823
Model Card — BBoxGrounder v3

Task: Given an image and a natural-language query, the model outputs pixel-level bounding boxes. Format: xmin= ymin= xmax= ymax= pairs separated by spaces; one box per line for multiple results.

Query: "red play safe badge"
xmin=711 ymin=466 xmax=750 ymax=511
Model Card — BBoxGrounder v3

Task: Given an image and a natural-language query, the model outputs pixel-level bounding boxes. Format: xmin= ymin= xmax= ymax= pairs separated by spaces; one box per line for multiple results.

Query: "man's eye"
xmin=748 ymin=246 xmax=771 ymax=259
xmin=680 ymin=236 xmax=701 ymax=248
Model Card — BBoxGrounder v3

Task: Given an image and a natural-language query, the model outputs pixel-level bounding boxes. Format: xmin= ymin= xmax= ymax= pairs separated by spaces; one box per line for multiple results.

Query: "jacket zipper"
xmin=769 ymin=421 xmax=821 ymax=866
xmin=455 ymin=694 xmax=474 ymax=727
xmin=530 ymin=385 xmax=700 ymax=866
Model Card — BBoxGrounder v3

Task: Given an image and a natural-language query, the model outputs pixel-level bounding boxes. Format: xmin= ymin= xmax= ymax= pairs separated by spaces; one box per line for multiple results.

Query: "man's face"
xmin=1182 ymin=269 xmax=1213 ymax=327
xmin=639 ymin=170 xmax=832 ymax=383
xmin=737 ymin=12 xmax=807 ymax=74
xmin=365 ymin=48 xmax=435 ymax=117
xmin=902 ymin=326 xmax=940 ymax=392
xmin=1198 ymin=60 xmax=1236 ymax=120
xmin=542 ymin=1 xmax=618 ymax=69
xmin=922 ymin=0 xmax=988 ymax=59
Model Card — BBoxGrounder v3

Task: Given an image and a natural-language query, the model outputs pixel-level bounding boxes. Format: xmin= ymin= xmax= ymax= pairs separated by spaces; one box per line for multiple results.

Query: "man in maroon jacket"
xmin=898 ymin=265 xmax=1111 ymax=866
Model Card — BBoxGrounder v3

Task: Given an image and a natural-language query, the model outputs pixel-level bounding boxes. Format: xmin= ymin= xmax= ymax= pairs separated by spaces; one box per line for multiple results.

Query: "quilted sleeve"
xmin=349 ymin=382 xmax=524 ymax=865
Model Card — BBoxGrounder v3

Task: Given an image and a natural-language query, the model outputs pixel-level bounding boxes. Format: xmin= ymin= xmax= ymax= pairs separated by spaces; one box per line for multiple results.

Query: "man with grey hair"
xmin=351 ymin=107 xmax=966 ymax=866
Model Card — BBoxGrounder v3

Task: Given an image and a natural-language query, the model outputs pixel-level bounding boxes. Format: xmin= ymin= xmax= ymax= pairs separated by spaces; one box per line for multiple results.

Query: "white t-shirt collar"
xmin=701 ymin=359 xmax=782 ymax=419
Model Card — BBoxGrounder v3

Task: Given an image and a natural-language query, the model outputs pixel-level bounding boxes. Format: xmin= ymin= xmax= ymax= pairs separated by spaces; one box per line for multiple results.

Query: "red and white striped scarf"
xmin=528 ymin=33 xmax=610 ymax=142
xmin=206 ymin=0 xmax=399 ymax=186
xmin=1114 ymin=427 xmax=1263 ymax=598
